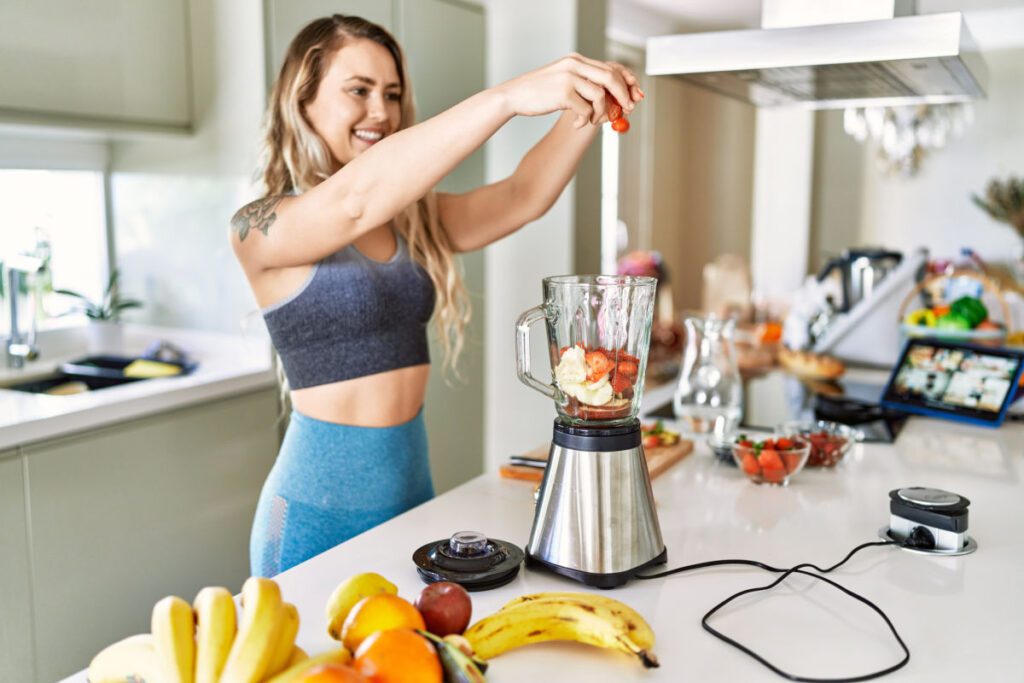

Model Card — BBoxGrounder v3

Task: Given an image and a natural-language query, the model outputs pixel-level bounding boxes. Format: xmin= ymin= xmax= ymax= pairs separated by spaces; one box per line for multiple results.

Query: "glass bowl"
xmin=731 ymin=436 xmax=811 ymax=486
xmin=707 ymin=432 xmax=738 ymax=466
xmin=777 ymin=421 xmax=861 ymax=468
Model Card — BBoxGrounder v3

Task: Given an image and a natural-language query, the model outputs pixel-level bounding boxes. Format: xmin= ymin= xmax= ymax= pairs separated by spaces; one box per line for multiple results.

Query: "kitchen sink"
xmin=0 ymin=355 xmax=171 ymax=395
xmin=1 ymin=371 xmax=144 ymax=395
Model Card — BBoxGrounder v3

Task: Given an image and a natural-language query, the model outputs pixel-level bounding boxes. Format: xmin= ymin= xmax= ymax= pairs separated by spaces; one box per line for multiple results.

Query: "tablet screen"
xmin=882 ymin=339 xmax=1023 ymax=425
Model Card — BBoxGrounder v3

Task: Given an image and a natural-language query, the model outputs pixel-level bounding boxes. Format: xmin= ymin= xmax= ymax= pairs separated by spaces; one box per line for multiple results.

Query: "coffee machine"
xmin=515 ymin=275 xmax=666 ymax=588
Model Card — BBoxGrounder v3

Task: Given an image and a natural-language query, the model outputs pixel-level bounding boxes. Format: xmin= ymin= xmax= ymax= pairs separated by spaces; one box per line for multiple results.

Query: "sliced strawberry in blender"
xmin=584 ymin=350 xmax=614 ymax=379
xmin=610 ymin=372 xmax=633 ymax=394
xmin=616 ymin=360 xmax=639 ymax=379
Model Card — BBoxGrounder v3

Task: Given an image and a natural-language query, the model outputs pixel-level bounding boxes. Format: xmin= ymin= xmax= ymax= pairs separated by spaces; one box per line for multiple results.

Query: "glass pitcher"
xmin=672 ymin=314 xmax=743 ymax=437
xmin=516 ymin=275 xmax=656 ymax=427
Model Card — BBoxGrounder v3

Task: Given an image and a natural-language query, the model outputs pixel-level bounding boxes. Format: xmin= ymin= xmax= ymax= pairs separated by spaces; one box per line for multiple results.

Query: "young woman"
xmin=231 ymin=14 xmax=642 ymax=577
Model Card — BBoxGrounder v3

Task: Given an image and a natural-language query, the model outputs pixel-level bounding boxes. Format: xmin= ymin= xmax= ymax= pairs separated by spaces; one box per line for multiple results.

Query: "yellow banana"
xmin=263 ymin=648 xmax=352 ymax=683
xmin=325 ymin=572 xmax=397 ymax=640
xmin=285 ymin=645 xmax=308 ymax=666
xmin=219 ymin=577 xmax=285 ymax=683
xmin=193 ymin=586 xmax=237 ymax=683
xmin=87 ymin=633 xmax=161 ymax=683
xmin=264 ymin=602 xmax=300 ymax=678
xmin=151 ymin=596 xmax=196 ymax=683
xmin=465 ymin=598 xmax=659 ymax=668
xmin=498 ymin=592 xmax=656 ymax=650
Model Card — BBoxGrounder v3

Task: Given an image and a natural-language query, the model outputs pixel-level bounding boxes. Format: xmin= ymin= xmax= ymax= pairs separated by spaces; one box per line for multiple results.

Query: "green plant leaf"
xmin=53 ymin=288 xmax=90 ymax=301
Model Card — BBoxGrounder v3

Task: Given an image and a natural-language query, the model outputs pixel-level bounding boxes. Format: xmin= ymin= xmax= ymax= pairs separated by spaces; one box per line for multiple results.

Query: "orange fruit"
xmin=341 ymin=594 xmax=426 ymax=652
xmin=354 ymin=629 xmax=442 ymax=683
xmin=298 ymin=663 xmax=371 ymax=683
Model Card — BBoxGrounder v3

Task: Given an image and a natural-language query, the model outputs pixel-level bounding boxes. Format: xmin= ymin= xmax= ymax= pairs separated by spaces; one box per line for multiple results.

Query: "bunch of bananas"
xmin=464 ymin=591 xmax=659 ymax=668
xmin=88 ymin=577 xmax=349 ymax=683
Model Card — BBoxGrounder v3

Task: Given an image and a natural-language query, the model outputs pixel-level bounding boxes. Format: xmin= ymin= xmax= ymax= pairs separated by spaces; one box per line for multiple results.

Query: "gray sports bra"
xmin=261 ymin=230 xmax=435 ymax=389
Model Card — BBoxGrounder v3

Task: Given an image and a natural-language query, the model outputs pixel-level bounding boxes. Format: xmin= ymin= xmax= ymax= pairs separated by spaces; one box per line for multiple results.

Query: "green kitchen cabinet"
xmin=0 ymin=450 xmax=33 ymax=683
xmin=0 ymin=0 xmax=193 ymax=133
xmin=21 ymin=388 xmax=279 ymax=682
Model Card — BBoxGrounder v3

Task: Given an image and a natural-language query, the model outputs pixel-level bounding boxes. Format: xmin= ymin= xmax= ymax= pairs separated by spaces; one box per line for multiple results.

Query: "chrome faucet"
xmin=5 ymin=254 xmax=43 ymax=369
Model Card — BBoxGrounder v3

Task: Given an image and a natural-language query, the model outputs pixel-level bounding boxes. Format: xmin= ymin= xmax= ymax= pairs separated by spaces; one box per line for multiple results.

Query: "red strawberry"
xmin=584 ymin=351 xmax=614 ymax=379
xmin=758 ymin=449 xmax=784 ymax=470
xmin=642 ymin=434 xmax=661 ymax=449
xmin=610 ymin=373 xmax=633 ymax=394
xmin=775 ymin=437 xmax=794 ymax=450
xmin=762 ymin=467 xmax=786 ymax=484
xmin=605 ymin=91 xmax=623 ymax=122
xmin=741 ymin=453 xmax=760 ymax=476
xmin=616 ymin=360 xmax=639 ymax=379
xmin=782 ymin=452 xmax=804 ymax=472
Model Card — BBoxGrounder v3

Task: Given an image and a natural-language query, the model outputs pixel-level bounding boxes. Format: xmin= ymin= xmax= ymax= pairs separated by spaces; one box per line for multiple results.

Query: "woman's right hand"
xmin=495 ymin=53 xmax=643 ymax=128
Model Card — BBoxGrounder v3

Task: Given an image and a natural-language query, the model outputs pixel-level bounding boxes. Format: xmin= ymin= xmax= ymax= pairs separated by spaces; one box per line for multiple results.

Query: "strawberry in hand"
xmin=605 ymin=90 xmax=630 ymax=134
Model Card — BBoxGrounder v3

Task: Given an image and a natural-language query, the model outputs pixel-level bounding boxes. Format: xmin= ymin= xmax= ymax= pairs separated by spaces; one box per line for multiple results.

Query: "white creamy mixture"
xmin=554 ymin=346 xmax=612 ymax=406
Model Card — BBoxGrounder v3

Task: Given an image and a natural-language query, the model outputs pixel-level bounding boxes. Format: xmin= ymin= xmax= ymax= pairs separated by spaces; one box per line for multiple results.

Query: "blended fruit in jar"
xmin=554 ymin=344 xmax=639 ymax=420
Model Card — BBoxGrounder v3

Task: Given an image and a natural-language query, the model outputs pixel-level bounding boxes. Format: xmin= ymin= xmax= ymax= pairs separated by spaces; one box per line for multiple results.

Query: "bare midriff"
xmin=289 ymin=363 xmax=430 ymax=427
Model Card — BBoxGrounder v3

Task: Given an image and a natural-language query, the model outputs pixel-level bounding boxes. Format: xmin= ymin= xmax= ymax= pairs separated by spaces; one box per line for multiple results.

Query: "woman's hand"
xmin=495 ymin=53 xmax=643 ymax=128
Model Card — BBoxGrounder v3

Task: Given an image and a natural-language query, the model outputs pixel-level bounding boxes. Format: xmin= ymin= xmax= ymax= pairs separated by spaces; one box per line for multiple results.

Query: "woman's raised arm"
xmin=230 ymin=54 xmax=635 ymax=272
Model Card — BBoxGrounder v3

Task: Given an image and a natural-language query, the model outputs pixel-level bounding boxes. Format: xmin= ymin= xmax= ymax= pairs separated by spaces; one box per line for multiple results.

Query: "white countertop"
xmin=65 ymin=413 xmax=1024 ymax=682
xmin=0 ymin=323 xmax=275 ymax=450
xmin=274 ymin=417 xmax=1022 ymax=682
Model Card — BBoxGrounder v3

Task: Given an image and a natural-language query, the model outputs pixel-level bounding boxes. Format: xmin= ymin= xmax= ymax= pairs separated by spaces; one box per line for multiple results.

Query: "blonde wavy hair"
xmin=259 ymin=15 xmax=470 ymax=376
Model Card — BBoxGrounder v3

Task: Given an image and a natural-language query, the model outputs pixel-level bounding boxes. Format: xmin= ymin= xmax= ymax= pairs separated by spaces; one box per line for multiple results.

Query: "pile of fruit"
xmin=322 ymin=573 xmax=481 ymax=683
xmin=324 ymin=574 xmax=659 ymax=681
xmin=904 ymin=295 xmax=999 ymax=333
xmin=733 ymin=435 xmax=809 ymax=485
xmin=88 ymin=573 xmax=659 ymax=683
xmin=554 ymin=343 xmax=640 ymax=420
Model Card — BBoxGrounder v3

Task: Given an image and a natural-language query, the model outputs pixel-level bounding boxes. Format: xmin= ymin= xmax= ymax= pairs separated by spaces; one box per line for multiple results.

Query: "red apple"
xmin=415 ymin=582 xmax=472 ymax=636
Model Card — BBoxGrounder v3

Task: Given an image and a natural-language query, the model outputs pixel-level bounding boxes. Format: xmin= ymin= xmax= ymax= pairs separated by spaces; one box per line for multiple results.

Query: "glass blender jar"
xmin=515 ymin=275 xmax=656 ymax=427
xmin=515 ymin=275 xmax=666 ymax=588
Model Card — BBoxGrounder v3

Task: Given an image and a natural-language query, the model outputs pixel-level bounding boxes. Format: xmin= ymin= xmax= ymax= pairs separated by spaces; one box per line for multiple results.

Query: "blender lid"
xmin=413 ymin=531 xmax=524 ymax=591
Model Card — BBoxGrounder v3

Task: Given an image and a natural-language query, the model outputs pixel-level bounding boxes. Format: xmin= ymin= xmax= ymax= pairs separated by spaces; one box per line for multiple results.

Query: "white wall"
xmin=482 ymin=0 xmax=606 ymax=471
xmin=811 ymin=47 xmax=1024 ymax=270
xmin=109 ymin=0 xmax=266 ymax=336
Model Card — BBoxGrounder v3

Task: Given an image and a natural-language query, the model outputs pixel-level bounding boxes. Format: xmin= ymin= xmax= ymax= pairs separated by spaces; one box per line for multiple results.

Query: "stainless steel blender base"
xmin=526 ymin=420 xmax=667 ymax=588
xmin=526 ymin=546 xmax=667 ymax=589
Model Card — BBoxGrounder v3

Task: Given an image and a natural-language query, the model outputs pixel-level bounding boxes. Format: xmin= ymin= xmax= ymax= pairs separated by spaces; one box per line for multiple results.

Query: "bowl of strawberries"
xmin=731 ymin=434 xmax=811 ymax=486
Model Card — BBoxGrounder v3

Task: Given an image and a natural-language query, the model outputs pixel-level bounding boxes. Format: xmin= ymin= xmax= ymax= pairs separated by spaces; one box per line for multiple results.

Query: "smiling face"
xmin=305 ymin=38 xmax=403 ymax=167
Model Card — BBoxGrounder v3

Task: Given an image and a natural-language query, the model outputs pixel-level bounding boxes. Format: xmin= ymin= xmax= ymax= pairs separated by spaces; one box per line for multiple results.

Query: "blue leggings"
xmin=250 ymin=409 xmax=434 ymax=577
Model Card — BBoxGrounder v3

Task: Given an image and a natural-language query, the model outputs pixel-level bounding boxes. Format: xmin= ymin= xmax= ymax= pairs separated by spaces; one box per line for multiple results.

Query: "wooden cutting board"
xmin=500 ymin=439 xmax=694 ymax=483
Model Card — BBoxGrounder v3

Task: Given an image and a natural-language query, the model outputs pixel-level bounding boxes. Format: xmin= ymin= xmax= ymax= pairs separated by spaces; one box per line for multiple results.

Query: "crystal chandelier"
xmin=843 ymin=104 xmax=973 ymax=177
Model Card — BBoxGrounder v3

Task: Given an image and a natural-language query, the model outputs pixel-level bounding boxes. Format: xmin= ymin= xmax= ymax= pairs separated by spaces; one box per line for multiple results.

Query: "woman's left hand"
xmin=572 ymin=55 xmax=644 ymax=127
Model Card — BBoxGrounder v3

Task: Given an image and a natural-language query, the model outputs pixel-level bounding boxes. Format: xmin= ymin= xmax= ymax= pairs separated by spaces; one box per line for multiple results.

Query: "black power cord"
xmin=637 ymin=539 xmax=912 ymax=682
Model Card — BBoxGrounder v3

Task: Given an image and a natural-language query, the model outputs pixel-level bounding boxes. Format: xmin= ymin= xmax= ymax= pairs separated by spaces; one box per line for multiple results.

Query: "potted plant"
xmin=972 ymin=175 xmax=1024 ymax=281
xmin=55 ymin=269 xmax=142 ymax=351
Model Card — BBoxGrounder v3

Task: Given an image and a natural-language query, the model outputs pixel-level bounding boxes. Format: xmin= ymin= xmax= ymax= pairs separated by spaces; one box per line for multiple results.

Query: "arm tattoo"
xmin=231 ymin=196 xmax=283 ymax=242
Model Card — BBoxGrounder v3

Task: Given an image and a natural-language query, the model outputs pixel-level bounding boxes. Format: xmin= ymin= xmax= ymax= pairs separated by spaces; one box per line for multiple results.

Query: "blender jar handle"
xmin=515 ymin=305 xmax=564 ymax=404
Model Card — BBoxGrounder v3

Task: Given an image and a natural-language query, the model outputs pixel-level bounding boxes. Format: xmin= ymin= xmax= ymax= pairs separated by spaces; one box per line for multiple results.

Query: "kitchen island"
xmin=63 ymin=413 xmax=1024 ymax=682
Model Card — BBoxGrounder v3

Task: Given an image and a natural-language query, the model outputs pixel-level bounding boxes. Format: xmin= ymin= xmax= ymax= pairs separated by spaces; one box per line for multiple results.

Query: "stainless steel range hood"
xmin=646 ymin=12 xmax=987 ymax=109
